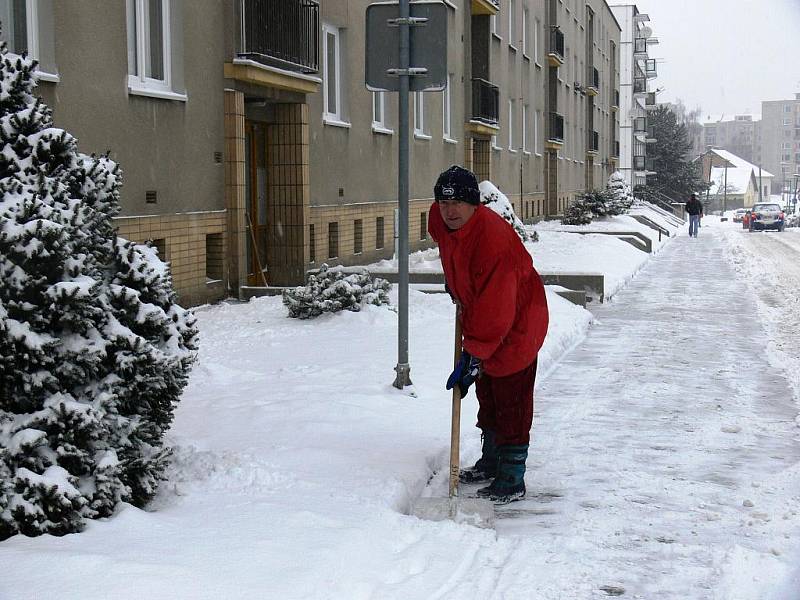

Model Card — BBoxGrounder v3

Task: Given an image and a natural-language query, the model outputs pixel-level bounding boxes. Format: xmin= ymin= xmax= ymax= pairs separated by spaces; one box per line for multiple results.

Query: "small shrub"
xmin=283 ymin=264 xmax=391 ymax=319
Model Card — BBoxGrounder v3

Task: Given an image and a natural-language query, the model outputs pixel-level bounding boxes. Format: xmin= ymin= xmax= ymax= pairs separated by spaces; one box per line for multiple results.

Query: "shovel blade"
xmin=410 ymin=496 xmax=495 ymax=529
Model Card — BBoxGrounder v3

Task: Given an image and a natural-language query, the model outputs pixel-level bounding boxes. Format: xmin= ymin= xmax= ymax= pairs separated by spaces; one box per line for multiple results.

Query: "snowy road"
xmin=486 ymin=226 xmax=800 ymax=598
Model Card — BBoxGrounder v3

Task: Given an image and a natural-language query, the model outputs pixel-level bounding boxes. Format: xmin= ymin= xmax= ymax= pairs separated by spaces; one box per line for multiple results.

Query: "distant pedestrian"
xmin=685 ymin=193 xmax=703 ymax=237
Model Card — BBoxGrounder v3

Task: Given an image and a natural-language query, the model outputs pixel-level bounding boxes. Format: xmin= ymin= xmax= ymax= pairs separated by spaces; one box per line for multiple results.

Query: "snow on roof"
xmin=709 ymin=166 xmax=752 ymax=194
xmin=702 ymin=113 xmax=761 ymax=125
xmin=709 ymin=148 xmax=774 ymax=178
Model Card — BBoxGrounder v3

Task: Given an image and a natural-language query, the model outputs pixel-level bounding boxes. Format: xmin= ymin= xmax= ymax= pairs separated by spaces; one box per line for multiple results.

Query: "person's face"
xmin=439 ymin=199 xmax=477 ymax=230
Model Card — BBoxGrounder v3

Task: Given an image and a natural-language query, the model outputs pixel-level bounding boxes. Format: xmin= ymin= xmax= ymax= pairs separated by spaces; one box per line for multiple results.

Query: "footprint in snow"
xmin=721 ymin=425 xmax=742 ymax=434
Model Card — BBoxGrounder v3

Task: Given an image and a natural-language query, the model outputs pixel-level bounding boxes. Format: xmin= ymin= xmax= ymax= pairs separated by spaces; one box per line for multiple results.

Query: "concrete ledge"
xmin=568 ymin=230 xmax=652 ymax=253
xmin=306 ymin=268 xmax=605 ymax=302
xmin=629 ymin=214 xmax=670 ymax=239
xmin=240 ymin=285 xmax=289 ymax=300
xmin=419 ymin=285 xmax=588 ymax=308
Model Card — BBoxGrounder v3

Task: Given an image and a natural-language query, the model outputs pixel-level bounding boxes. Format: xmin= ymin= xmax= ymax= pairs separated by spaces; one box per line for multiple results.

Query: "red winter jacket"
xmin=428 ymin=202 xmax=549 ymax=377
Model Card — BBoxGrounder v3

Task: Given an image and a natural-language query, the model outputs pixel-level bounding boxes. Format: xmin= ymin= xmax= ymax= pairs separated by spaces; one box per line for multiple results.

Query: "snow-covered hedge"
xmin=0 ymin=45 xmax=197 ymax=539
xmin=562 ymin=171 xmax=634 ymax=225
xmin=283 ymin=264 xmax=391 ymax=319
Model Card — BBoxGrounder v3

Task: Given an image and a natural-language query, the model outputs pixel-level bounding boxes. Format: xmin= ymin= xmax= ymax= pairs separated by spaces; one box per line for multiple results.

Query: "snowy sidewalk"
xmin=496 ymin=227 xmax=800 ymax=598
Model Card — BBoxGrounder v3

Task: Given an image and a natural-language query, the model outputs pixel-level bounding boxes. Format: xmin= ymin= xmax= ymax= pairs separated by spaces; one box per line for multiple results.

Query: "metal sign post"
xmin=366 ymin=1 xmax=447 ymax=389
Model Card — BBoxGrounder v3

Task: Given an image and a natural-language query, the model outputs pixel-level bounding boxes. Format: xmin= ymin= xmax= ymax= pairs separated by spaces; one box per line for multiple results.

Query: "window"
xmin=784 ymin=117 xmax=792 ymax=126
xmin=375 ymin=217 xmax=384 ymax=250
xmin=522 ymin=8 xmax=529 ymax=56
xmin=535 ymin=109 xmax=541 ymax=154
xmin=533 ymin=18 xmax=540 ymax=63
xmin=508 ymin=99 xmax=515 ymax=150
xmin=309 ymin=224 xmax=316 ymax=263
xmin=328 ymin=222 xmax=339 ymax=258
xmin=354 ymin=219 xmax=363 ymax=254
xmin=522 ymin=104 xmax=529 ymax=152
xmin=508 ymin=0 xmax=516 ymax=47
xmin=372 ymin=92 xmax=390 ymax=133
xmin=419 ymin=212 xmax=427 ymax=240
xmin=785 ymin=105 xmax=792 ymax=113
xmin=127 ymin=0 xmax=184 ymax=100
xmin=205 ymin=233 xmax=223 ymax=281
xmin=442 ymin=74 xmax=452 ymax=140
xmin=0 ymin=0 xmax=32 ymax=56
xmin=491 ymin=14 xmax=498 ymax=37
xmin=323 ymin=24 xmax=342 ymax=121
xmin=414 ymin=92 xmax=427 ymax=137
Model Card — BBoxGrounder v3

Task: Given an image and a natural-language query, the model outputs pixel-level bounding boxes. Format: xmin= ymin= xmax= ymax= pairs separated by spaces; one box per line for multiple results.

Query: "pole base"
xmin=392 ymin=363 xmax=412 ymax=388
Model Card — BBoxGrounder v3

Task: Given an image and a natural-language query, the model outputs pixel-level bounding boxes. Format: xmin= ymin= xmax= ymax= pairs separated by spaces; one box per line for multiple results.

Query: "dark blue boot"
xmin=476 ymin=444 xmax=528 ymax=503
xmin=459 ymin=430 xmax=497 ymax=484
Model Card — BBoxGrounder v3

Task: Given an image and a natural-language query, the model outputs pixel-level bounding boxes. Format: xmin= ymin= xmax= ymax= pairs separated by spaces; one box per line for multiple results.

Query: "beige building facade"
xmin=3 ymin=0 xmax=621 ymax=305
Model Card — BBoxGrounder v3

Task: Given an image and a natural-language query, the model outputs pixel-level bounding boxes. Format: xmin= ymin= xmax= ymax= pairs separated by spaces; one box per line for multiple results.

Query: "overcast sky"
xmin=625 ymin=0 xmax=800 ymax=119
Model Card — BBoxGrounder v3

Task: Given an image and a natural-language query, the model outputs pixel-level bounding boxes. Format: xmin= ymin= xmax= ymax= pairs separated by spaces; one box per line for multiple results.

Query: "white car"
xmin=733 ymin=208 xmax=747 ymax=223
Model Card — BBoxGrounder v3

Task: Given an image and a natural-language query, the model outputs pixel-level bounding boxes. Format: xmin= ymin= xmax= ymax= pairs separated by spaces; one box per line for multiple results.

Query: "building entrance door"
xmin=245 ymin=121 xmax=269 ymax=285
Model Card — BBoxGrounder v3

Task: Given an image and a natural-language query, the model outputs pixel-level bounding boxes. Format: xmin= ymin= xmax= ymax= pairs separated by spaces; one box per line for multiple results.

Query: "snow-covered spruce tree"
xmin=561 ymin=191 xmax=610 ymax=225
xmin=478 ymin=180 xmax=534 ymax=242
xmin=283 ymin=264 xmax=391 ymax=319
xmin=0 ymin=45 xmax=197 ymax=540
xmin=605 ymin=171 xmax=634 ymax=216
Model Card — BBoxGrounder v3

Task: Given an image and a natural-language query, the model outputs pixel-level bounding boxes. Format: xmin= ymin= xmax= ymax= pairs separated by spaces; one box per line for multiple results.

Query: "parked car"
xmin=749 ymin=203 xmax=785 ymax=232
xmin=733 ymin=208 xmax=747 ymax=223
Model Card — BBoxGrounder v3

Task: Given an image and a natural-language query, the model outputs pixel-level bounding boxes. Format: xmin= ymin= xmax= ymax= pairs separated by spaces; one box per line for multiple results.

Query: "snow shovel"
xmin=410 ymin=309 xmax=495 ymax=528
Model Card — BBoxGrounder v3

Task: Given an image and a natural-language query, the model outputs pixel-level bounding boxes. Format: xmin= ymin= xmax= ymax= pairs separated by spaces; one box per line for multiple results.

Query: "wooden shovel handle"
xmin=449 ymin=309 xmax=463 ymax=499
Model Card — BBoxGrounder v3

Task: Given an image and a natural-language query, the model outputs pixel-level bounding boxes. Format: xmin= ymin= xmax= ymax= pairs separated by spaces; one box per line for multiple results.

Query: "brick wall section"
xmin=224 ymin=89 xmax=247 ymax=294
xmin=115 ymin=211 xmax=227 ymax=306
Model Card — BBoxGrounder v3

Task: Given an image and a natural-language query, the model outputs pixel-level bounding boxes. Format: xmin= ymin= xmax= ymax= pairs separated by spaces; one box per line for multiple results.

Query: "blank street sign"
xmin=365 ymin=1 xmax=448 ymax=92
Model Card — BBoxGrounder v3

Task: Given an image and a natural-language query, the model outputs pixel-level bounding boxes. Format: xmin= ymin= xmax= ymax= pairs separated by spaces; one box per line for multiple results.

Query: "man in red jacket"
xmin=428 ymin=165 xmax=549 ymax=503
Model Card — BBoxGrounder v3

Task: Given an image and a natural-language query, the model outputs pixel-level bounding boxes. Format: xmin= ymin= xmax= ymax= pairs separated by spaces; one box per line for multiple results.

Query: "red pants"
xmin=475 ymin=359 xmax=537 ymax=446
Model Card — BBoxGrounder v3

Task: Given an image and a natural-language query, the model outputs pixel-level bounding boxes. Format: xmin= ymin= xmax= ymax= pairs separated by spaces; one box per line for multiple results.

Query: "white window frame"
xmin=442 ymin=74 xmax=453 ymax=141
xmin=372 ymin=91 xmax=392 ymax=134
xmin=508 ymin=99 xmax=516 ymax=152
xmin=522 ymin=7 xmax=529 ymax=56
xmin=508 ymin=0 xmax=516 ymax=49
xmin=522 ymin=104 xmax=529 ymax=153
xmin=322 ymin=23 xmax=344 ymax=124
xmin=533 ymin=18 xmax=541 ymax=64
xmin=0 ymin=0 xmax=58 ymax=82
xmin=414 ymin=92 xmax=430 ymax=139
xmin=127 ymin=0 xmax=184 ymax=101
xmin=534 ymin=109 xmax=542 ymax=155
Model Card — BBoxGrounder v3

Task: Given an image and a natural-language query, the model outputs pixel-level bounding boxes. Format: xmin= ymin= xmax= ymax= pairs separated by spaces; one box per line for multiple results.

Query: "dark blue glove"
xmin=446 ymin=350 xmax=481 ymax=398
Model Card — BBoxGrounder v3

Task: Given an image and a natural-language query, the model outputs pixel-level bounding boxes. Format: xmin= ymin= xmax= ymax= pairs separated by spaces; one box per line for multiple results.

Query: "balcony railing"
xmin=548 ymin=112 xmax=564 ymax=142
xmin=587 ymin=67 xmax=600 ymax=90
xmin=634 ymin=117 xmax=647 ymax=133
xmin=588 ymin=130 xmax=599 ymax=152
xmin=239 ymin=0 xmax=320 ymax=73
xmin=645 ymin=58 xmax=657 ymax=79
xmin=548 ymin=27 xmax=565 ymax=65
xmin=471 ymin=78 xmax=500 ymax=124
xmin=634 ymin=37 xmax=647 ymax=56
xmin=633 ymin=77 xmax=646 ymax=94
xmin=645 ymin=91 xmax=658 ymax=108
xmin=634 ymin=155 xmax=646 ymax=171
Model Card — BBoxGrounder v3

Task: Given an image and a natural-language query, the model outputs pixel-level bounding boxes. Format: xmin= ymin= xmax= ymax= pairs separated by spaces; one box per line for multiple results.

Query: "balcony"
xmin=634 ymin=37 xmax=648 ymax=58
xmin=634 ymin=155 xmax=646 ymax=172
xmin=546 ymin=112 xmax=565 ymax=147
xmin=645 ymin=91 xmax=658 ymax=110
xmin=471 ymin=0 xmax=499 ymax=15
xmin=646 ymin=125 xmax=657 ymax=143
xmin=645 ymin=58 xmax=658 ymax=79
xmin=587 ymin=130 xmax=599 ymax=154
xmin=611 ymin=88 xmax=619 ymax=111
xmin=239 ymin=0 xmax=319 ymax=72
xmin=547 ymin=27 xmax=565 ymax=66
xmin=633 ymin=77 xmax=646 ymax=96
xmin=471 ymin=78 xmax=500 ymax=125
xmin=227 ymin=0 xmax=321 ymax=94
xmin=586 ymin=66 xmax=599 ymax=96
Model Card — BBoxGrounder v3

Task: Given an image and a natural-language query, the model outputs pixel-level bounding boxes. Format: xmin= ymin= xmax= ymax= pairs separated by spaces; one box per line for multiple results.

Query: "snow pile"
xmin=0 ymin=45 xmax=197 ymax=540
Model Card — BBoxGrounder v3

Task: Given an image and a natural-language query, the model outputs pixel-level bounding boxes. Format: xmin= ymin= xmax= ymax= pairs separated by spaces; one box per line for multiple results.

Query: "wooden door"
xmin=245 ymin=121 xmax=268 ymax=286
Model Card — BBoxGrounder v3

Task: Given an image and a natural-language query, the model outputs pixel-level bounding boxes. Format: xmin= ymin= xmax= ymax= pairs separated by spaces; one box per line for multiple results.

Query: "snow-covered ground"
xmin=3 ymin=209 xmax=800 ymax=599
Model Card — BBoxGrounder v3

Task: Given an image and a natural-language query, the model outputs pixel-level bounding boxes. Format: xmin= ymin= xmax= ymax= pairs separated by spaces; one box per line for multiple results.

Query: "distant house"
xmin=698 ymin=148 xmax=773 ymax=211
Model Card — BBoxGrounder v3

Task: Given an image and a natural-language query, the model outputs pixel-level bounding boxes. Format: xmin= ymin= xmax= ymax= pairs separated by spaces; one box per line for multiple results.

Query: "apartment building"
xmin=3 ymin=0 xmax=620 ymax=304
xmin=307 ymin=0 xmax=620 ymax=274
xmin=760 ymin=94 xmax=800 ymax=195
xmin=607 ymin=2 xmax=657 ymax=190
xmin=693 ymin=114 xmax=759 ymax=165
